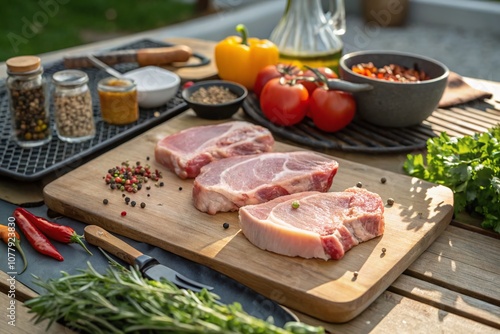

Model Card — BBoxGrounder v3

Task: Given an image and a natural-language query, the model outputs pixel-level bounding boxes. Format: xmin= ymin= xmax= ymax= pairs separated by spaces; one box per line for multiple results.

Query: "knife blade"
xmin=63 ymin=44 xmax=194 ymax=68
xmin=83 ymin=225 xmax=213 ymax=292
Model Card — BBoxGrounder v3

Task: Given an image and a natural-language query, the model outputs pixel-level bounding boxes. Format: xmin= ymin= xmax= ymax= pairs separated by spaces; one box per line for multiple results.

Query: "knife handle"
xmin=84 ymin=225 xmax=142 ymax=265
xmin=63 ymin=45 xmax=193 ymax=68
xmin=136 ymin=45 xmax=192 ymax=66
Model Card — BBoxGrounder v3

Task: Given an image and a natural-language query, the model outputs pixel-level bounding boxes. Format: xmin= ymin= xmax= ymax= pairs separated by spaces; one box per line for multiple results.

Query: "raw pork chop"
xmin=155 ymin=121 xmax=274 ymax=179
xmin=193 ymin=151 xmax=338 ymax=214
xmin=238 ymin=187 xmax=385 ymax=260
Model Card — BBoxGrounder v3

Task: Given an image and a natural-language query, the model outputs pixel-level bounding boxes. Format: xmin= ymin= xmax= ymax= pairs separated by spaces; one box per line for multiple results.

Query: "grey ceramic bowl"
xmin=339 ymin=50 xmax=449 ymax=128
xmin=182 ymin=80 xmax=248 ymax=120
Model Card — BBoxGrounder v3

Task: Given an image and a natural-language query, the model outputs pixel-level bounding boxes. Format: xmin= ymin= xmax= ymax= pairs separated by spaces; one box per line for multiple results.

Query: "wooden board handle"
xmin=84 ymin=225 xmax=143 ymax=265
xmin=136 ymin=45 xmax=193 ymax=66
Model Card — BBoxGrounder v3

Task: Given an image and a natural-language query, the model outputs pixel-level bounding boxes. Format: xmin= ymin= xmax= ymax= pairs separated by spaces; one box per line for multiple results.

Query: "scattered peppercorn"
xmin=356 ymin=182 xmax=362 ymax=188
xmin=159 ymin=182 xmax=164 ymax=187
xmin=223 ymin=222 xmax=229 ymax=229
xmin=382 ymin=248 xmax=386 ymax=253
xmin=147 ymin=194 xmax=150 ymax=197
xmin=122 ymin=193 xmax=126 ymax=198
xmin=121 ymin=211 xmax=127 ymax=216
xmin=146 ymin=186 xmax=151 ymax=190
xmin=387 ymin=198 xmax=395 ymax=206
xmin=125 ymin=197 xmax=130 ymax=204
xmin=131 ymin=201 xmax=136 ymax=207
xmin=380 ymin=177 xmax=387 ymax=184
xmin=103 ymin=199 xmax=109 ymax=205
xmin=291 ymin=200 xmax=300 ymax=209
xmin=353 ymin=271 xmax=359 ymax=278
xmin=103 ymin=160 xmax=162 ymax=192
xmin=179 ymin=187 xmax=183 ymax=191
xmin=146 ymin=156 xmax=150 ymax=161
xmin=140 ymin=202 xmax=146 ymax=208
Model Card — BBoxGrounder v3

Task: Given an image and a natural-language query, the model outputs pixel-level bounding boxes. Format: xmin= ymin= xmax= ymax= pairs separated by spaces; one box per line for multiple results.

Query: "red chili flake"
xmin=121 ymin=211 xmax=127 ymax=216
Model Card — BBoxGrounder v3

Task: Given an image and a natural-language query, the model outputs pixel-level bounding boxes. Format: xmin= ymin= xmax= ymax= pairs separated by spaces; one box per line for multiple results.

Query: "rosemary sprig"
xmin=25 ymin=262 xmax=324 ymax=334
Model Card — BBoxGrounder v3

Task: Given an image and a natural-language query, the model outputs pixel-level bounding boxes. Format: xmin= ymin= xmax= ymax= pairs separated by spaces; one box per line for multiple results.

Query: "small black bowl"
xmin=182 ymin=80 xmax=248 ymax=120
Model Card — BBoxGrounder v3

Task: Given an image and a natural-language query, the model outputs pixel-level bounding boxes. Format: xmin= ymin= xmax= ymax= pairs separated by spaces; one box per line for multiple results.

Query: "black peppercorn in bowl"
xmin=182 ymin=80 xmax=248 ymax=120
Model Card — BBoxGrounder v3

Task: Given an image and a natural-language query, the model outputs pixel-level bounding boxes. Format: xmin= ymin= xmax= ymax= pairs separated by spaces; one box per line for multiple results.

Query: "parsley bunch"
xmin=404 ymin=126 xmax=500 ymax=233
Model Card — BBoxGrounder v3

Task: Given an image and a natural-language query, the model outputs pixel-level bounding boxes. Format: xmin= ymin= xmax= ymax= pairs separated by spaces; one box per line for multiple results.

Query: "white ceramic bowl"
xmin=124 ymin=66 xmax=180 ymax=108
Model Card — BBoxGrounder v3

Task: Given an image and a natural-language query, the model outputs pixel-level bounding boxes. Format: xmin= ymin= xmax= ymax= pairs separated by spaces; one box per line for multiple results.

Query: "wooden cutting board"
xmin=43 ymin=110 xmax=454 ymax=323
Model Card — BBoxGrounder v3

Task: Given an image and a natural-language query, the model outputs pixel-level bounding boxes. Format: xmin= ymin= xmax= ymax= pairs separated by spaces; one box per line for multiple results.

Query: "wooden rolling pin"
xmin=63 ymin=44 xmax=193 ymax=68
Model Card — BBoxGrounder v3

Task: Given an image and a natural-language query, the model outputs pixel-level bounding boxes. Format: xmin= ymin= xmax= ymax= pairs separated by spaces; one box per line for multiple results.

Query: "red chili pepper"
xmin=0 ymin=225 xmax=28 ymax=274
xmin=15 ymin=208 xmax=93 ymax=256
xmin=13 ymin=208 xmax=64 ymax=262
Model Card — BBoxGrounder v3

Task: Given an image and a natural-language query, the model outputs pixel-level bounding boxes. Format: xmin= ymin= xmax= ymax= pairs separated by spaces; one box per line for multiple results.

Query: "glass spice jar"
xmin=6 ymin=55 xmax=51 ymax=147
xmin=52 ymin=70 xmax=96 ymax=143
xmin=97 ymin=77 xmax=138 ymax=125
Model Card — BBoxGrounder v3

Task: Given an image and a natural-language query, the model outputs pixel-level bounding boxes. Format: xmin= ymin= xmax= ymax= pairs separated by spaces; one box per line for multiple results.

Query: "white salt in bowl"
xmin=124 ymin=66 xmax=180 ymax=108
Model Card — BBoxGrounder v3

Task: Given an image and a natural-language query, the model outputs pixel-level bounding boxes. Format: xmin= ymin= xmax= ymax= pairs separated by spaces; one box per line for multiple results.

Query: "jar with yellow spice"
xmin=97 ymin=77 xmax=138 ymax=125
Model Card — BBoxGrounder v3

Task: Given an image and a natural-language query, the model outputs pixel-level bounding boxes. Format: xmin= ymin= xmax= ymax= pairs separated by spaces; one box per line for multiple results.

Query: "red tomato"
xmin=253 ymin=64 xmax=301 ymax=97
xmin=182 ymin=81 xmax=194 ymax=90
xmin=300 ymin=67 xmax=339 ymax=96
xmin=260 ymin=78 xmax=309 ymax=126
xmin=309 ymin=88 xmax=356 ymax=132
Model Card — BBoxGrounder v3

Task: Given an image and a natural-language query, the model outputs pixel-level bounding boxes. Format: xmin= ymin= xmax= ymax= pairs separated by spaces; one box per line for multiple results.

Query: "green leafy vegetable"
xmin=25 ymin=262 xmax=324 ymax=334
xmin=403 ymin=126 xmax=500 ymax=233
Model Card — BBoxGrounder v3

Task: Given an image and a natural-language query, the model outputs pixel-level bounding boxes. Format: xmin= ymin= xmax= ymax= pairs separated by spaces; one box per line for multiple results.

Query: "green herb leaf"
xmin=25 ymin=262 xmax=325 ymax=334
xmin=403 ymin=126 xmax=500 ymax=233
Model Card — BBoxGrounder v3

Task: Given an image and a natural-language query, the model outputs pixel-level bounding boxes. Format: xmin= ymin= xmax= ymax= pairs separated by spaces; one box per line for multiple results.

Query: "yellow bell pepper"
xmin=215 ymin=24 xmax=279 ymax=90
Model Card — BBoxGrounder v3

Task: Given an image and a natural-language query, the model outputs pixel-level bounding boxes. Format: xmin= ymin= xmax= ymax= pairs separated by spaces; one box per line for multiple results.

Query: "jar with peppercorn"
xmin=6 ymin=56 xmax=51 ymax=147
xmin=52 ymin=70 xmax=96 ymax=143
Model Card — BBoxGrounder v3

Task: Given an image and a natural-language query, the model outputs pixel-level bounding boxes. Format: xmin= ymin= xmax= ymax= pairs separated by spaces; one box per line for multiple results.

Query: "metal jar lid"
xmin=52 ymin=69 xmax=89 ymax=86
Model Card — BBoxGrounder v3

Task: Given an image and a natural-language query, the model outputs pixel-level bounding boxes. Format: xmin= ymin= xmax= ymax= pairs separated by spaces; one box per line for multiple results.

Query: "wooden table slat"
xmin=389 ymin=274 xmax=500 ymax=329
xmin=296 ymin=290 xmax=499 ymax=334
xmin=0 ymin=292 xmax=76 ymax=334
xmin=406 ymin=225 xmax=500 ymax=306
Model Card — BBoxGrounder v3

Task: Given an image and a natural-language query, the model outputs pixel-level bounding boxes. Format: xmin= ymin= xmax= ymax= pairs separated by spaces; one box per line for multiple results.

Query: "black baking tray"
xmin=0 ymin=39 xmax=192 ymax=182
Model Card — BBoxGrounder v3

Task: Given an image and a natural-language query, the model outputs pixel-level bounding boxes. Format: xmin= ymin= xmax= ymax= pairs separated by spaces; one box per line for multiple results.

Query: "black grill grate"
xmin=243 ymin=92 xmax=500 ymax=153
xmin=0 ymin=39 xmax=189 ymax=181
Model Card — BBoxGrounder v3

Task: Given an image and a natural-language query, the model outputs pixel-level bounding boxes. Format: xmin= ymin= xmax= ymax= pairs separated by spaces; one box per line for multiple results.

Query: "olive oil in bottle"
xmin=278 ymin=50 xmax=343 ymax=73
xmin=270 ymin=0 xmax=346 ymax=74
